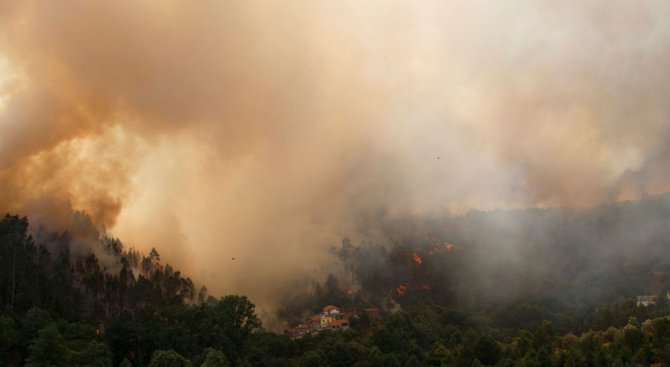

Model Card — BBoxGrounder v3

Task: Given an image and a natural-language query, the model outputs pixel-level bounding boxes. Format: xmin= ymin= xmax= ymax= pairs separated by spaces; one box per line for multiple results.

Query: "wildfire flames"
xmin=428 ymin=242 xmax=456 ymax=255
xmin=394 ymin=282 xmax=431 ymax=296
xmin=388 ymin=235 xmax=457 ymax=296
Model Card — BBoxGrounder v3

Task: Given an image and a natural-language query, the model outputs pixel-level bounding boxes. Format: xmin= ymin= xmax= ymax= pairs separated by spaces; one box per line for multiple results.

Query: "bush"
xmin=149 ymin=349 xmax=192 ymax=367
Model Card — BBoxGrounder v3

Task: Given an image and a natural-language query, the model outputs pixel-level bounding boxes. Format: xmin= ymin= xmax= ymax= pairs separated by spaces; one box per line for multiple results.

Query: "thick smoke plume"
xmin=1 ymin=1 xmax=670 ymax=316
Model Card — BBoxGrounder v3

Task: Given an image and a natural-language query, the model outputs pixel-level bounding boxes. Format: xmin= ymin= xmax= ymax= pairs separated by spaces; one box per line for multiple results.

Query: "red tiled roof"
xmin=323 ymin=305 xmax=340 ymax=310
xmin=310 ymin=316 xmax=321 ymax=321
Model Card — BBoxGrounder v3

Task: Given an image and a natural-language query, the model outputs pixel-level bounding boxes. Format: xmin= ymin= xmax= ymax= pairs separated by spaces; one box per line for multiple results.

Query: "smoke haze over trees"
xmin=278 ymin=193 xmax=670 ymax=328
xmin=4 ymin=195 xmax=670 ymax=365
xmin=2 ymin=1 xmax=670 ymax=312
xmin=3 ymin=1 xmax=670 ymax=365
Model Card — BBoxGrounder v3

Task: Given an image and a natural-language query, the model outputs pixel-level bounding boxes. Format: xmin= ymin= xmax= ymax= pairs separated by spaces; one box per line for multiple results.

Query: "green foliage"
xmin=426 ymin=343 xmax=453 ymax=366
xmin=149 ymin=349 xmax=192 ymax=367
xmin=25 ymin=324 xmax=68 ymax=367
xmin=472 ymin=335 xmax=501 ymax=365
xmin=6 ymin=204 xmax=670 ymax=367
xmin=215 ymin=295 xmax=262 ymax=346
xmin=403 ymin=355 xmax=421 ymax=367
xmin=77 ymin=341 xmax=113 ymax=367
xmin=200 ymin=348 xmax=230 ymax=367
xmin=299 ymin=350 xmax=325 ymax=367
xmin=0 ymin=314 xmax=20 ymax=363
xmin=21 ymin=307 xmax=51 ymax=345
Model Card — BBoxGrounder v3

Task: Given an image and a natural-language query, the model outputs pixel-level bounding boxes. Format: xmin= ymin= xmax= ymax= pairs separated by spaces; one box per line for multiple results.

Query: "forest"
xmin=3 ymin=194 xmax=670 ymax=366
xmin=2 ymin=1 xmax=669 ymax=366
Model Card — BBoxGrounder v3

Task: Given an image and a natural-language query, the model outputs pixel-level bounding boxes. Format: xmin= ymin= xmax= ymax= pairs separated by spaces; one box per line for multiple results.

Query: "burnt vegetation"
xmin=4 ymin=194 xmax=670 ymax=366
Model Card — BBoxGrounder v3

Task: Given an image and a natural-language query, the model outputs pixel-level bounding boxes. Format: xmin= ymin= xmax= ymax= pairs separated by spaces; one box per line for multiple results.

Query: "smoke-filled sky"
xmin=1 ymin=1 xmax=670 ymax=310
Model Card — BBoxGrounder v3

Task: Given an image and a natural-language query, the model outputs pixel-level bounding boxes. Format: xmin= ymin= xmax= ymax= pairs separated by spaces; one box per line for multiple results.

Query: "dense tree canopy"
xmin=3 ymin=194 xmax=670 ymax=366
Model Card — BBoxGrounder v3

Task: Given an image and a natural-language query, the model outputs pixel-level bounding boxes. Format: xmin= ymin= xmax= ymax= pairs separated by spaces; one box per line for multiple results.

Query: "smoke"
xmin=1 ymin=1 xmax=670 ymax=316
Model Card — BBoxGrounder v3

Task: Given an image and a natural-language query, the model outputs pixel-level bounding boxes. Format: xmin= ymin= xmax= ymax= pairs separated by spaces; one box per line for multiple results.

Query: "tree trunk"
xmin=10 ymin=240 xmax=16 ymax=309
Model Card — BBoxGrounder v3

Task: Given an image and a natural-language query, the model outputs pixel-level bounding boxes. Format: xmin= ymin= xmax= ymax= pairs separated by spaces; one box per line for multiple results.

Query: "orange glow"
xmin=427 ymin=241 xmax=457 ymax=255
xmin=411 ymin=252 xmax=423 ymax=265
xmin=396 ymin=283 xmax=408 ymax=295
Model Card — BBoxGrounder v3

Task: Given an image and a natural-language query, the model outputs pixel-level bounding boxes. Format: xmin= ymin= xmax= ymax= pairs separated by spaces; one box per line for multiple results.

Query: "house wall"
xmin=320 ymin=316 xmax=335 ymax=328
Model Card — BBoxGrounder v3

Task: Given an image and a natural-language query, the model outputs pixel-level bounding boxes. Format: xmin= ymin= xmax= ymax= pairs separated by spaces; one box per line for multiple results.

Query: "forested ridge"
xmin=3 ymin=194 xmax=670 ymax=366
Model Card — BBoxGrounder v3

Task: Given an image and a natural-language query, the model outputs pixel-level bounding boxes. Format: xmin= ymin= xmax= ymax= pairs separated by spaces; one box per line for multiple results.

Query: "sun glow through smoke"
xmin=1 ymin=1 xmax=670 ymax=316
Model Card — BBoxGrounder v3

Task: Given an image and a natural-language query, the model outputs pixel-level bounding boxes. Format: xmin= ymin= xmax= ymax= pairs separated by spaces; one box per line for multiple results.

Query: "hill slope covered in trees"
xmin=3 ymin=194 xmax=670 ymax=365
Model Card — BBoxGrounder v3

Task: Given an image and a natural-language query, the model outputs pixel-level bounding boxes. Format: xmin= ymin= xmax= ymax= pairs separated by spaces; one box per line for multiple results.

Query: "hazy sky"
xmin=1 ymin=1 xmax=670 ymax=312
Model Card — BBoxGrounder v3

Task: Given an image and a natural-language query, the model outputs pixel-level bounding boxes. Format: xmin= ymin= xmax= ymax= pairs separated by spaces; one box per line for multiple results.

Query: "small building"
xmin=322 ymin=305 xmax=341 ymax=316
xmin=286 ymin=305 xmax=352 ymax=339
xmin=308 ymin=316 xmax=321 ymax=331
xmin=320 ymin=315 xmax=336 ymax=329
xmin=284 ymin=327 xmax=299 ymax=338
xmin=284 ymin=324 xmax=310 ymax=339
xmin=327 ymin=319 xmax=350 ymax=331
xmin=637 ymin=295 xmax=657 ymax=307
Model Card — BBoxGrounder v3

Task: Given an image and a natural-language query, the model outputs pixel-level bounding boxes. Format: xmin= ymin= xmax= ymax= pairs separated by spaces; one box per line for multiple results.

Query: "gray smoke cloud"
xmin=1 ymin=0 xmax=670 ymax=318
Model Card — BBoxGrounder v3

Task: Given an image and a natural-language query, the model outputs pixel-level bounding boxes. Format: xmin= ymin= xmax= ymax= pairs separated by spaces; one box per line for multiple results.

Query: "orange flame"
xmin=426 ymin=242 xmax=456 ymax=255
xmin=396 ymin=283 xmax=408 ymax=295
xmin=411 ymin=252 xmax=423 ymax=265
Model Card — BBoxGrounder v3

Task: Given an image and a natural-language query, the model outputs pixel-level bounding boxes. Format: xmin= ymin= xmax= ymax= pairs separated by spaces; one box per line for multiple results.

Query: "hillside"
xmin=2 ymin=195 xmax=670 ymax=365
